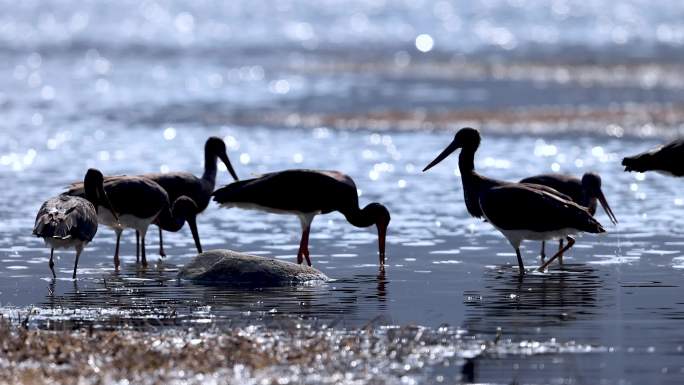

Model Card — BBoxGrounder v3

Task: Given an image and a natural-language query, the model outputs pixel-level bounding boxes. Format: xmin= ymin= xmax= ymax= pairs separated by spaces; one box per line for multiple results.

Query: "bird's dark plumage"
xmin=66 ymin=137 xmax=237 ymax=257
xmin=67 ymin=176 xmax=169 ymax=219
xmin=213 ymin=169 xmax=390 ymax=267
xmin=422 ymin=127 xmax=607 ymax=274
xmin=213 ymin=170 xmax=357 ymax=215
xmin=622 ymin=139 xmax=684 ymax=176
xmin=480 ymin=185 xmax=604 ymax=234
xmin=520 ymin=174 xmax=586 ymax=209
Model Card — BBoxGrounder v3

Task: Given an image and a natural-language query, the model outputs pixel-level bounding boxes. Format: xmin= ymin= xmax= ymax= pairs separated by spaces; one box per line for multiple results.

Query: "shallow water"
xmin=3 ymin=126 xmax=684 ymax=383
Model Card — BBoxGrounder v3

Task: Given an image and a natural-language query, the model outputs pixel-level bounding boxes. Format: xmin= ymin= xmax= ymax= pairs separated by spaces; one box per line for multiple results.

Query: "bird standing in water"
xmin=66 ymin=174 xmax=196 ymax=269
xmin=422 ymin=128 xmax=605 ymax=275
xmin=520 ymin=172 xmax=617 ymax=261
xmin=68 ymin=136 xmax=238 ymax=258
xmin=212 ymin=169 xmax=390 ymax=268
xmin=33 ymin=169 xmax=116 ymax=279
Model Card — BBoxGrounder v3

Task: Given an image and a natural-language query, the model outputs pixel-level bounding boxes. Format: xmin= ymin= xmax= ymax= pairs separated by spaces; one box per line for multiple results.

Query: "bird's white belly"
xmin=44 ymin=237 xmax=87 ymax=250
xmin=481 ymin=211 xmax=578 ymax=248
xmin=498 ymin=228 xmax=578 ymax=242
xmin=98 ymin=207 xmax=158 ymax=233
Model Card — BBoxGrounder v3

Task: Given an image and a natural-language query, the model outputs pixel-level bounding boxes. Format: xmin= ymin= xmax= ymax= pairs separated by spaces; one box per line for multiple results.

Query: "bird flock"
xmin=32 ymin=129 xmax=681 ymax=279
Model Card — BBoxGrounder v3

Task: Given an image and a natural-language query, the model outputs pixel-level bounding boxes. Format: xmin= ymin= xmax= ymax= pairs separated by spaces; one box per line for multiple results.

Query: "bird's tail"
xmin=622 ymin=153 xmax=651 ymax=173
xmin=33 ymin=214 xmax=72 ymax=239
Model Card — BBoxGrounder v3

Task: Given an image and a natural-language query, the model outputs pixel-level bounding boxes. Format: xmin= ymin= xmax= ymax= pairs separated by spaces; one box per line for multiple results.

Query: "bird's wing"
xmin=519 ymin=182 xmax=573 ymax=202
xmin=479 ymin=184 xmax=604 ymax=233
xmin=33 ymin=196 xmax=97 ymax=241
xmin=65 ymin=174 xmax=130 ymax=197
xmin=212 ymin=170 xmax=355 ymax=213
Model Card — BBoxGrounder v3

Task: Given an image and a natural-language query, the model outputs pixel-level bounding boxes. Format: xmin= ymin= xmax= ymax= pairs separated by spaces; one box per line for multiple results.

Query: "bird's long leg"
xmin=49 ymin=248 xmax=56 ymax=278
xmin=302 ymin=226 xmax=312 ymax=266
xmin=297 ymin=226 xmax=312 ymax=266
xmin=540 ymin=241 xmax=546 ymax=261
xmin=538 ymin=237 xmax=575 ymax=272
xmin=558 ymin=239 xmax=565 ymax=265
xmin=137 ymin=232 xmax=141 ymax=262
xmin=158 ymin=227 xmax=167 ymax=258
xmin=72 ymin=245 xmax=83 ymax=280
xmin=187 ymin=216 xmax=203 ymax=254
xmin=141 ymin=230 xmax=148 ymax=267
xmin=297 ymin=228 xmax=306 ymax=264
xmin=515 ymin=247 xmax=525 ymax=275
xmin=114 ymin=229 xmax=122 ymax=270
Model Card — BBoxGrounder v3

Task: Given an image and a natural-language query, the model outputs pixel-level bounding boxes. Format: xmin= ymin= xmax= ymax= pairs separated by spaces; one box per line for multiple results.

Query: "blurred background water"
xmin=2 ymin=1 xmax=684 ymax=384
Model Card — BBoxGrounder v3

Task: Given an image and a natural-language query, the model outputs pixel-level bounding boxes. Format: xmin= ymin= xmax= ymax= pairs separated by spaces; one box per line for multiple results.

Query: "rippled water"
xmin=3 ymin=126 xmax=684 ymax=382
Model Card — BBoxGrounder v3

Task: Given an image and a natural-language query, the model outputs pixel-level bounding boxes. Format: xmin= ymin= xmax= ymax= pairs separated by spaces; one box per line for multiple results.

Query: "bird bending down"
xmin=33 ymin=169 xmax=116 ymax=279
xmin=422 ymin=127 xmax=605 ymax=275
xmin=212 ymin=169 xmax=391 ymax=267
xmin=520 ymin=172 xmax=617 ymax=261
xmin=622 ymin=139 xmax=684 ymax=176
xmin=66 ymin=175 xmax=196 ymax=269
xmin=68 ymin=137 xmax=239 ymax=259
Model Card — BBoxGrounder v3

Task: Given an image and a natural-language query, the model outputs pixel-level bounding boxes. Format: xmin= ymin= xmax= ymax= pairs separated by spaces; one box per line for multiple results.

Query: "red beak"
xmin=377 ymin=223 xmax=387 ymax=266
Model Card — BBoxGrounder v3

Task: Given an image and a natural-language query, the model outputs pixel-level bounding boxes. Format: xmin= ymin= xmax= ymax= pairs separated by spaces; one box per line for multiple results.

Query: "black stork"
xmin=519 ymin=172 xmax=618 ymax=261
xmin=66 ymin=175 xmax=198 ymax=269
xmin=33 ymin=169 xmax=116 ymax=279
xmin=622 ymin=139 xmax=684 ymax=176
xmin=422 ymin=128 xmax=605 ymax=275
xmin=68 ymin=136 xmax=238 ymax=257
xmin=211 ymin=170 xmax=391 ymax=267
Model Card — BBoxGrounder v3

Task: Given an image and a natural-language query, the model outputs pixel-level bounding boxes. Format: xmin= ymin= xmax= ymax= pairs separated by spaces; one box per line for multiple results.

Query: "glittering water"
xmin=3 ymin=1 xmax=684 ymax=383
xmin=3 ymin=126 xmax=684 ymax=382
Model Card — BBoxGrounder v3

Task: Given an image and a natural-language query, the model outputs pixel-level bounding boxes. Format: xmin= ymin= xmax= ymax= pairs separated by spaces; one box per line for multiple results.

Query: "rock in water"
xmin=178 ymin=249 xmax=329 ymax=285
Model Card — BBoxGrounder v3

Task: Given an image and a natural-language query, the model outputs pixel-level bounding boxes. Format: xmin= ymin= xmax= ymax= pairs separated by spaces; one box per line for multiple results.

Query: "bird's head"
xmin=582 ymin=172 xmax=617 ymax=225
xmin=206 ymin=136 xmax=239 ymax=181
xmin=423 ymin=127 xmax=481 ymax=172
xmin=84 ymin=168 xmax=118 ymax=221
xmin=172 ymin=196 xmax=199 ymax=221
xmin=366 ymin=203 xmax=391 ymax=266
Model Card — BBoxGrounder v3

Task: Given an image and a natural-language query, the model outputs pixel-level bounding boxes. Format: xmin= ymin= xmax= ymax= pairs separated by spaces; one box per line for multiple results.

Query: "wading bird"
xmin=622 ymin=139 xmax=684 ymax=176
xmin=211 ymin=170 xmax=390 ymax=267
xmin=422 ymin=128 xmax=605 ymax=275
xmin=33 ymin=169 xmax=116 ymax=279
xmin=67 ymin=175 xmax=196 ymax=269
xmin=69 ymin=136 xmax=238 ymax=258
xmin=520 ymin=172 xmax=618 ymax=261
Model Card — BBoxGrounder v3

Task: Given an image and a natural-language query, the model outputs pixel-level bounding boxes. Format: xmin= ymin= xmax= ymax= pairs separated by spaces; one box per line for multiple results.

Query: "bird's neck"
xmin=457 ymin=145 xmax=501 ymax=218
xmin=201 ymin=150 xmax=218 ymax=187
xmin=342 ymin=204 xmax=376 ymax=228
xmin=156 ymin=205 xmax=185 ymax=232
xmin=458 ymin=147 xmax=476 ymax=176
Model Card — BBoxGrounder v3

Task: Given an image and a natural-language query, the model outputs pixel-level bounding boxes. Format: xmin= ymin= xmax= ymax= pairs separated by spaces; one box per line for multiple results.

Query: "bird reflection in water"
xmin=463 ymin=263 xmax=601 ymax=335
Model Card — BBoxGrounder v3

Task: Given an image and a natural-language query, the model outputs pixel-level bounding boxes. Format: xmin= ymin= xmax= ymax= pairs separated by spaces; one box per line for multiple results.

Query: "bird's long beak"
xmin=219 ymin=151 xmax=239 ymax=181
xmin=377 ymin=223 xmax=387 ymax=266
xmin=98 ymin=185 xmax=119 ymax=222
xmin=597 ymin=189 xmax=617 ymax=225
xmin=423 ymin=139 xmax=460 ymax=172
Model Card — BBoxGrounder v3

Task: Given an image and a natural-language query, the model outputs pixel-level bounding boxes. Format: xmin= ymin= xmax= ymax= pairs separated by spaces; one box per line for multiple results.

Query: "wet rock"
xmin=178 ymin=249 xmax=329 ymax=285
